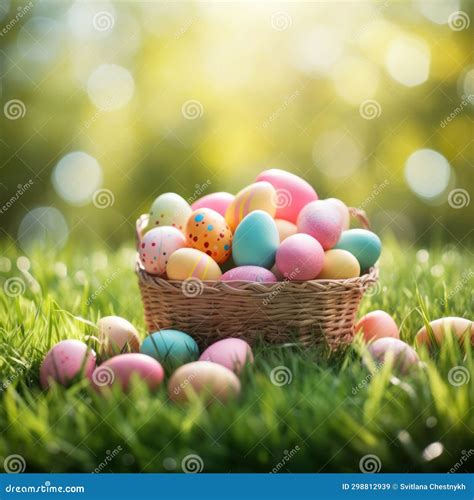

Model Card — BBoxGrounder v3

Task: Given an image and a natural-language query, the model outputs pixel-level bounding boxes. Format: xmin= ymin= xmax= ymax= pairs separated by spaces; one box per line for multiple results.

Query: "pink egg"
xmin=324 ymin=198 xmax=350 ymax=231
xmin=91 ymin=353 xmax=164 ymax=392
xmin=139 ymin=226 xmax=186 ymax=275
xmin=275 ymin=233 xmax=324 ymax=280
xmin=367 ymin=338 xmax=419 ymax=374
xmin=221 ymin=266 xmax=277 ymax=283
xmin=355 ymin=310 xmax=400 ymax=342
xmin=191 ymin=192 xmax=235 ymax=218
xmin=199 ymin=338 xmax=253 ymax=374
xmin=40 ymin=340 xmax=96 ymax=389
xmin=297 ymin=200 xmax=343 ymax=250
xmin=256 ymin=169 xmax=318 ymax=223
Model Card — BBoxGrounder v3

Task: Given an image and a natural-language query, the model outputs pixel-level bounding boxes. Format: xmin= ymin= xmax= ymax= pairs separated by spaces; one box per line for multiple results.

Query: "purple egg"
xmin=220 ymin=266 xmax=277 ymax=283
xmin=367 ymin=338 xmax=419 ymax=374
xmin=199 ymin=338 xmax=254 ymax=374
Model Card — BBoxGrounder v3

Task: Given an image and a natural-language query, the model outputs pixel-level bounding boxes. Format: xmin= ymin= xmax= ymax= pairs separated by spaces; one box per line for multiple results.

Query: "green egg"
xmin=334 ymin=229 xmax=381 ymax=271
xmin=140 ymin=330 xmax=199 ymax=371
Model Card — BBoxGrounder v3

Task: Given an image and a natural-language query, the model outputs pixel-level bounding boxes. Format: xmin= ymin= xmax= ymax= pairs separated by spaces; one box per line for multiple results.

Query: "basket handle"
xmin=136 ymin=214 xmax=150 ymax=249
xmin=349 ymin=207 xmax=371 ymax=230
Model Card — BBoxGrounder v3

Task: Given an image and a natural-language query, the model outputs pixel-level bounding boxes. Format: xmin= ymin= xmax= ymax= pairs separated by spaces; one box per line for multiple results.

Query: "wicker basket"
xmin=136 ymin=209 xmax=379 ymax=350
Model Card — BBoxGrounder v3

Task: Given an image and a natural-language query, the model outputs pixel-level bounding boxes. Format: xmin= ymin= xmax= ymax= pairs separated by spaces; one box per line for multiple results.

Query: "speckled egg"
xmin=40 ymin=340 xmax=96 ymax=389
xmin=355 ymin=310 xmax=400 ymax=342
xmin=148 ymin=193 xmax=191 ymax=232
xmin=275 ymin=233 xmax=324 ymax=280
xmin=140 ymin=330 xmax=199 ymax=371
xmin=275 ymin=219 xmax=298 ymax=242
xmin=139 ymin=226 xmax=186 ymax=275
xmin=186 ymin=209 xmax=232 ymax=264
xmin=415 ymin=317 xmax=474 ymax=349
xmin=317 ymin=249 xmax=360 ymax=279
xmin=168 ymin=361 xmax=241 ymax=404
xmin=256 ymin=169 xmax=318 ymax=223
xmin=334 ymin=229 xmax=382 ymax=271
xmin=192 ymin=192 xmax=234 ymax=217
xmin=297 ymin=200 xmax=343 ymax=250
xmin=324 ymin=198 xmax=350 ymax=231
xmin=225 ymin=182 xmax=276 ymax=232
xmin=166 ymin=248 xmax=222 ymax=280
xmin=92 ymin=353 xmax=164 ymax=392
xmin=98 ymin=316 xmax=141 ymax=357
xmin=367 ymin=338 xmax=419 ymax=374
xmin=199 ymin=338 xmax=254 ymax=374
xmin=232 ymin=210 xmax=279 ymax=269
xmin=220 ymin=266 xmax=277 ymax=282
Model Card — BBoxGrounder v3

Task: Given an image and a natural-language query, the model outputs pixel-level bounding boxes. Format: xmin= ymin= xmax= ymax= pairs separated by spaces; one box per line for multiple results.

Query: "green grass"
xmin=0 ymin=237 xmax=473 ymax=473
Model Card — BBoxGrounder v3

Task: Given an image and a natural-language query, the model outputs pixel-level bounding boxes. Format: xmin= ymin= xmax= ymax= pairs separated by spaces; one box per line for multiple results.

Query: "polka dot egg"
xmin=139 ymin=226 xmax=186 ymax=275
xmin=186 ymin=209 xmax=232 ymax=264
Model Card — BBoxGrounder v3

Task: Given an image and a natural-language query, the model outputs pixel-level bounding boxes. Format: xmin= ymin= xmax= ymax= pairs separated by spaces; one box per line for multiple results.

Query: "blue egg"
xmin=334 ymin=229 xmax=381 ymax=271
xmin=232 ymin=210 xmax=279 ymax=269
xmin=140 ymin=330 xmax=199 ymax=371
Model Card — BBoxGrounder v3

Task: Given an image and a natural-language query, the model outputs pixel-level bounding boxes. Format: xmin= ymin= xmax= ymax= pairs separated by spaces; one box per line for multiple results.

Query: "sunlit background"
xmin=1 ymin=0 xmax=473 ymax=255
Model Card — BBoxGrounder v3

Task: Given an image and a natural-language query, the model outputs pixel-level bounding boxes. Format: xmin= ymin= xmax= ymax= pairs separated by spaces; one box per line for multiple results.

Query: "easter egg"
xmin=40 ymin=340 xmax=96 ymax=389
xmin=98 ymin=316 xmax=141 ymax=357
xmin=334 ymin=229 xmax=382 ymax=271
xmin=297 ymin=200 xmax=343 ymax=250
xmin=199 ymin=338 xmax=254 ymax=374
xmin=275 ymin=219 xmax=297 ymax=242
xmin=415 ymin=317 xmax=474 ymax=349
xmin=317 ymin=249 xmax=360 ymax=279
xmin=225 ymin=182 xmax=276 ymax=232
xmin=367 ymin=338 xmax=419 ymax=374
xmin=355 ymin=310 xmax=400 ymax=342
xmin=232 ymin=211 xmax=279 ymax=269
xmin=271 ymin=263 xmax=284 ymax=281
xmin=221 ymin=266 xmax=277 ymax=282
xmin=275 ymin=233 xmax=324 ymax=280
xmin=256 ymin=169 xmax=318 ymax=223
xmin=166 ymin=248 xmax=222 ymax=280
xmin=149 ymin=193 xmax=191 ymax=232
xmin=168 ymin=361 xmax=241 ymax=403
xmin=140 ymin=329 xmax=199 ymax=371
xmin=92 ymin=353 xmax=164 ymax=392
xmin=139 ymin=226 xmax=186 ymax=275
xmin=324 ymin=198 xmax=350 ymax=231
xmin=192 ymin=192 xmax=234 ymax=217
xmin=186 ymin=209 xmax=232 ymax=264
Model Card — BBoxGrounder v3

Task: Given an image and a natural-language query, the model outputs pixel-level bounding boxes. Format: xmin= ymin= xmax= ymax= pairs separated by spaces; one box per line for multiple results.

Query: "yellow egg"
xmin=225 ymin=182 xmax=276 ymax=232
xmin=275 ymin=219 xmax=297 ymax=242
xmin=186 ymin=209 xmax=232 ymax=264
xmin=148 ymin=193 xmax=191 ymax=232
xmin=317 ymin=249 xmax=360 ymax=279
xmin=166 ymin=248 xmax=222 ymax=280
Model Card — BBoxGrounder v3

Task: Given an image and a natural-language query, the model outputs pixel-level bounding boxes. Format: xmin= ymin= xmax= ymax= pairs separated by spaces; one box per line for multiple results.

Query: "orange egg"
xmin=355 ymin=310 xmax=400 ymax=342
xmin=186 ymin=209 xmax=232 ymax=264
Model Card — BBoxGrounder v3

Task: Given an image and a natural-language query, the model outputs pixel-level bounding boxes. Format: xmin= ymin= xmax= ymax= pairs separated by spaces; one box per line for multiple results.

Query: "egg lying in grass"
xmin=256 ymin=169 xmax=318 ymax=223
xmin=415 ymin=317 xmax=474 ymax=349
xmin=297 ymin=200 xmax=343 ymax=250
xmin=221 ymin=266 xmax=277 ymax=283
xmin=275 ymin=219 xmax=297 ymax=242
xmin=148 ymin=193 xmax=191 ymax=232
xmin=232 ymin=211 xmax=279 ymax=269
xmin=186 ymin=209 xmax=232 ymax=264
xmin=98 ymin=316 xmax=141 ymax=357
xmin=317 ymin=249 xmax=360 ymax=279
xmin=276 ymin=233 xmax=324 ymax=280
xmin=140 ymin=330 xmax=199 ymax=371
xmin=355 ymin=310 xmax=400 ymax=342
xmin=225 ymin=182 xmax=276 ymax=232
xmin=367 ymin=338 xmax=419 ymax=374
xmin=192 ymin=192 xmax=234 ymax=218
xmin=139 ymin=226 xmax=186 ymax=275
xmin=334 ymin=229 xmax=381 ymax=272
xmin=199 ymin=338 xmax=254 ymax=374
xmin=92 ymin=353 xmax=164 ymax=392
xmin=166 ymin=248 xmax=222 ymax=280
xmin=168 ymin=361 xmax=241 ymax=404
xmin=40 ymin=340 xmax=96 ymax=389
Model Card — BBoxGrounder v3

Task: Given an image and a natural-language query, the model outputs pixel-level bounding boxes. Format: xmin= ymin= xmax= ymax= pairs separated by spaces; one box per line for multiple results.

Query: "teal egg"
xmin=334 ymin=229 xmax=381 ymax=271
xmin=232 ymin=210 xmax=279 ymax=269
xmin=140 ymin=330 xmax=199 ymax=371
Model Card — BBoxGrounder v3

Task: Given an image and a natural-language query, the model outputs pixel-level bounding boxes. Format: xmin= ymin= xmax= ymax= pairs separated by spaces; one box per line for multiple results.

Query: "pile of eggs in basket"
xmin=139 ymin=169 xmax=383 ymax=282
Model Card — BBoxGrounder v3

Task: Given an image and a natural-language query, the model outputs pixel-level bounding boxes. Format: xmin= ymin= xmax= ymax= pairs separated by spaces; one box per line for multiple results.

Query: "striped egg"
xmin=166 ymin=248 xmax=222 ymax=280
xmin=139 ymin=226 xmax=186 ymax=275
xmin=186 ymin=209 xmax=232 ymax=264
xmin=225 ymin=182 xmax=276 ymax=232
xmin=148 ymin=193 xmax=191 ymax=232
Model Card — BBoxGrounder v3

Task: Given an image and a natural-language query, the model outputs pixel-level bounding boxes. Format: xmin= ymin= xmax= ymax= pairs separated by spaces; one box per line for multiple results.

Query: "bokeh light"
xmin=87 ymin=64 xmax=135 ymax=111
